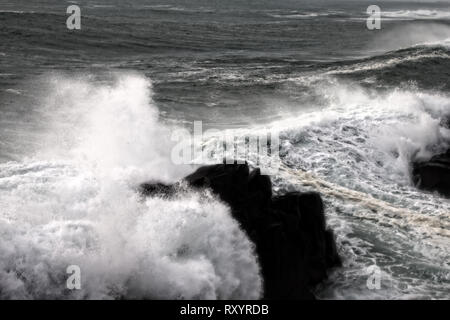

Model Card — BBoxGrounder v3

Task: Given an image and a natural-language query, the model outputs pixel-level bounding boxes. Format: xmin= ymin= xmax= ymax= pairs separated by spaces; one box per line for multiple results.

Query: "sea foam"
xmin=0 ymin=73 xmax=262 ymax=299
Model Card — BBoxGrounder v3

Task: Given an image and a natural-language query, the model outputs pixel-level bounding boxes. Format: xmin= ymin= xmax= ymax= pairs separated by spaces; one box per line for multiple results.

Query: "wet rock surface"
xmin=141 ymin=162 xmax=341 ymax=299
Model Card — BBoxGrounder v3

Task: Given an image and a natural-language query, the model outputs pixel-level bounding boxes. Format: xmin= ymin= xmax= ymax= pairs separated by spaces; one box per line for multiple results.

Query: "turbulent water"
xmin=0 ymin=0 xmax=449 ymax=299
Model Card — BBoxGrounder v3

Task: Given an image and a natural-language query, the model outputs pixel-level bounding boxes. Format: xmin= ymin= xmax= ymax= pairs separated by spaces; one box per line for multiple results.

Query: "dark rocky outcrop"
xmin=412 ymin=149 xmax=450 ymax=198
xmin=141 ymin=162 xmax=341 ymax=299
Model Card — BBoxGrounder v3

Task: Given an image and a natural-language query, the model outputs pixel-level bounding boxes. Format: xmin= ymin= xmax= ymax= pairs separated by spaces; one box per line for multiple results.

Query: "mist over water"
xmin=0 ymin=0 xmax=449 ymax=299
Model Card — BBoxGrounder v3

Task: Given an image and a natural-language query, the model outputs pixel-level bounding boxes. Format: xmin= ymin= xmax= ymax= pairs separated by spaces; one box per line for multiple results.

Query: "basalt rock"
xmin=412 ymin=149 xmax=450 ymax=198
xmin=141 ymin=162 xmax=341 ymax=299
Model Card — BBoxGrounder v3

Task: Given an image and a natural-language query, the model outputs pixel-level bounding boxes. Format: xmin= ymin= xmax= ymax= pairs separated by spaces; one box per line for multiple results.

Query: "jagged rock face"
xmin=141 ymin=163 xmax=341 ymax=299
xmin=412 ymin=150 xmax=450 ymax=198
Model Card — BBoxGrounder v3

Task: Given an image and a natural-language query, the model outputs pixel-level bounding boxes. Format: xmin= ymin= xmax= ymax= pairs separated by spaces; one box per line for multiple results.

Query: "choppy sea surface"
xmin=0 ymin=0 xmax=449 ymax=299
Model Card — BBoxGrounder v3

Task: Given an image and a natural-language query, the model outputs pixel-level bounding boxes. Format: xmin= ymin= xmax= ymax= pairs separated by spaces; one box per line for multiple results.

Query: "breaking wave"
xmin=201 ymin=77 xmax=450 ymax=299
xmin=0 ymin=73 xmax=262 ymax=299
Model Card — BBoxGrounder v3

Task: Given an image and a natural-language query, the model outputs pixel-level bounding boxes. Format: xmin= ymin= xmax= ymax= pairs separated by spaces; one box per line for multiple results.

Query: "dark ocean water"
xmin=0 ymin=0 xmax=449 ymax=299
xmin=2 ymin=0 xmax=450 ymax=127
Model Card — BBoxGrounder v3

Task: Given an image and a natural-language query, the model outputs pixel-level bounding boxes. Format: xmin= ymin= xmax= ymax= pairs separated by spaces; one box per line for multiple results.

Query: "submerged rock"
xmin=141 ymin=162 xmax=341 ymax=299
xmin=412 ymin=149 xmax=450 ymax=198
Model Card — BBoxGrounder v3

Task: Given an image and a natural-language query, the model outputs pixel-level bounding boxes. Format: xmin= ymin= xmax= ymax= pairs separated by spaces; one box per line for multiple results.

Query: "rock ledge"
xmin=141 ymin=162 xmax=341 ymax=299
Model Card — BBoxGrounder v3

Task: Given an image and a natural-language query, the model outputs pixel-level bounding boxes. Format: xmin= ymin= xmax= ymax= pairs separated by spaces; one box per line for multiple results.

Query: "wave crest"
xmin=0 ymin=73 xmax=262 ymax=300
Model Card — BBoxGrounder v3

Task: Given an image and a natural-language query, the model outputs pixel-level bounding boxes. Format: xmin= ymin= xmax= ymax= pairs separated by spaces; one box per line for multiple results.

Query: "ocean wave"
xmin=201 ymin=80 xmax=450 ymax=299
xmin=267 ymin=12 xmax=328 ymax=19
xmin=319 ymin=30 xmax=450 ymax=86
xmin=0 ymin=73 xmax=262 ymax=299
xmin=1 ymin=71 xmax=449 ymax=299
xmin=0 ymin=10 xmax=35 ymax=14
xmin=4 ymin=89 xmax=22 ymax=95
xmin=382 ymin=9 xmax=450 ymax=20
xmin=141 ymin=5 xmax=215 ymax=14
xmin=90 ymin=5 xmax=117 ymax=9
xmin=328 ymin=45 xmax=450 ymax=75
